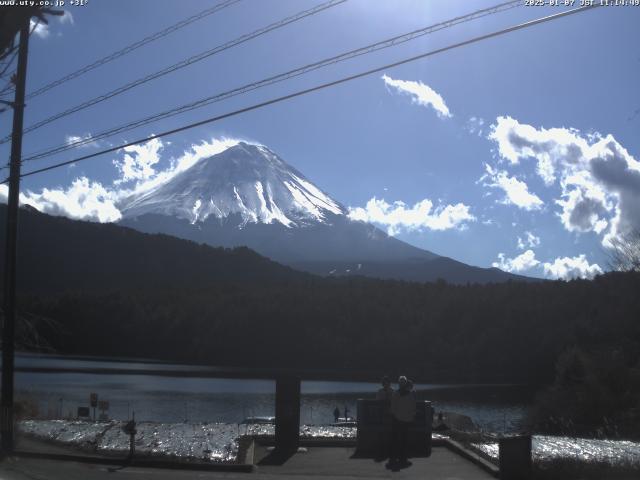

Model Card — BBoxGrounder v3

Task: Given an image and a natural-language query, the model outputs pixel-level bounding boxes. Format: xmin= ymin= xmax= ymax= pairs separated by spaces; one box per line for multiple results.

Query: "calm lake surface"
xmin=14 ymin=353 xmax=532 ymax=433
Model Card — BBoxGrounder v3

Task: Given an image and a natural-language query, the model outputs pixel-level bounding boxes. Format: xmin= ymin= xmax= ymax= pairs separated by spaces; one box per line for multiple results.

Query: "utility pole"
xmin=1 ymin=20 xmax=29 ymax=454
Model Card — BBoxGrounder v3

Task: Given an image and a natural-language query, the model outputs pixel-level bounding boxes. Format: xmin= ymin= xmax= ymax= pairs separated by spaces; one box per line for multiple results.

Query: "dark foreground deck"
xmin=0 ymin=442 xmax=496 ymax=480
xmin=253 ymin=444 xmax=497 ymax=479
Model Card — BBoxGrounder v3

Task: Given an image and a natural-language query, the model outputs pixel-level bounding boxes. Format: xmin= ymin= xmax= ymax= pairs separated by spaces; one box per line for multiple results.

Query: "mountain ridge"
xmin=0 ymin=204 xmax=305 ymax=294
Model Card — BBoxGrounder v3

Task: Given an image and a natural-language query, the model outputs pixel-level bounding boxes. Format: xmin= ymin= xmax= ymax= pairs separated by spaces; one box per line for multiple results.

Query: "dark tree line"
xmin=17 ymin=272 xmax=640 ymax=386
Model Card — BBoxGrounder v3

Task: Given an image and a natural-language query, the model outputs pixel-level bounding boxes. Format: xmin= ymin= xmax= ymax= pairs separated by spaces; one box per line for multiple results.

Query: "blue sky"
xmin=1 ymin=0 xmax=639 ymax=279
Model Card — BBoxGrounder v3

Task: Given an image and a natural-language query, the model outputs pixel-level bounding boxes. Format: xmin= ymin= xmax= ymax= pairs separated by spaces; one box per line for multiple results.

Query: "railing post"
xmin=499 ymin=434 xmax=532 ymax=480
xmin=274 ymin=375 xmax=300 ymax=453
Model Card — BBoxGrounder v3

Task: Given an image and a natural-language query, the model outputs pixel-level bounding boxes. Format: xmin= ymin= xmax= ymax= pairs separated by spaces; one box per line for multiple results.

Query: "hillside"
xmin=0 ymin=205 xmax=305 ymax=294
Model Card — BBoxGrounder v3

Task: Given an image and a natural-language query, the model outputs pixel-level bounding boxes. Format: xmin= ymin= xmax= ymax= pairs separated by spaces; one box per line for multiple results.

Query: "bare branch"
xmin=607 ymin=229 xmax=640 ymax=272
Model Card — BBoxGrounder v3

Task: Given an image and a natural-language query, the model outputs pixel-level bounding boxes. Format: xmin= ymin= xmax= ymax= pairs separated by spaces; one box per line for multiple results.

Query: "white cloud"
xmin=59 ymin=11 xmax=74 ymax=25
xmin=65 ymin=133 xmax=99 ymax=149
xmin=123 ymin=137 xmax=242 ymax=196
xmin=1 ymin=136 xmax=245 ymax=224
xmin=492 ymin=249 xmax=540 ymax=273
xmin=492 ymin=248 xmax=603 ymax=279
xmin=27 ymin=12 xmax=73 ymax=41
xmin=0 ymin=177 xmax=121 ymax=223
xmin=466 ymin=116 xmax=486 ymax=137
xmin=556 ymin=186 xmax=609 ymax=235
xmin=517 ymin=231 xmax=541 ymax=250
xmin=381 ymin=74 xmax=451 ymax=118
xmin=30 ymin=20 xmax=50 ymax=39
xmin=488 ymin=116 xmax=587 ymax=184
xmin=481 ymin=164 xmax=543 ymax=211
xmin=0 ymin=185 xmax=39 ymax=209
xmin=113 ymin=138 xmax=163 ymax=184
xmin=487 ymin=116 xmax=640 ymax=247
xmin=348 ymin=197 xmax=474 ymax=234
xmin=543 ymin=254 xmax=603 ymax=280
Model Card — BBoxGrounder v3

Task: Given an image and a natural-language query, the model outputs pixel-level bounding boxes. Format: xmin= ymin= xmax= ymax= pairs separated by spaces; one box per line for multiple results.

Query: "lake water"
xmin=15 ymin=354 xmax=640 ymax=470
xmin=14 ymin=353 xmax=532 ymax=433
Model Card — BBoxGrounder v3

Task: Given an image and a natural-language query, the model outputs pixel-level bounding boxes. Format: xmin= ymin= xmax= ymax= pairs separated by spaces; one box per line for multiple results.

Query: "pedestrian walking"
xmin=389 ymin=375 xmax=416 ymax=466
xmin=376 ymin=375 xmax=393 ymax=402
xmin=376 ymin=375 xmax=393 ymax=460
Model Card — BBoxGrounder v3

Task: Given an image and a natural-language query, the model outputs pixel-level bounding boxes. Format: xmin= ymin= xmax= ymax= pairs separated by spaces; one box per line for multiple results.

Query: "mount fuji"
xmin=118 ymin=142 xmax=529 ymax=284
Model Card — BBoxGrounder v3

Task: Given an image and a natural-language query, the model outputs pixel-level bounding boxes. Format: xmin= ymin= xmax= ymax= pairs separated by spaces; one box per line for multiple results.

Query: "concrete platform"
xmin=0 ymin=445 xmax=497 ymax=479
xmin=254 ymin=445 xmax=497 ymax=479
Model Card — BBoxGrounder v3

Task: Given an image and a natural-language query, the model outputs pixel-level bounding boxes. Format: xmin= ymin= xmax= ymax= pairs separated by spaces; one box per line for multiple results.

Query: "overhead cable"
xmin=1 ymin=0 xmax=346 ymax=144
xmin=11 ymin=4 xmax=598 ymax=182
xmin=25 ymin=0 xmax=242 ymax=100
xmin=21 ymin=0 xmax=520 ymax=161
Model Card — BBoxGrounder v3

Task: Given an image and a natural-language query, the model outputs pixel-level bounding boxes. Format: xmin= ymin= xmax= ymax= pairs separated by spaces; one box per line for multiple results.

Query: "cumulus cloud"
xmin=492 ymin=248 xmax=602 ymax=280
xmin=0 ymin=185 xmax=40 ymax=209
xmin=492 ymin=249 xmax=540 ymax=273
xmin=124 ymin=137 xmax=242 ymax=196
xmin=59 ymin=11 xmax=74 ymax=25
xmin=381 ymin=74 xmax=451 ymax=118
xmin=65 ymin=133 xmax=99 ymax=149
xmin=487 ymin=116 xmax=640 ymax=246
xmin=465 ymin=116 xmax=486 ymax=137
xmin=517 ymin=231 xmax=540 ymax=250
xmin=488 ymin=116 xmax=587 ymax=184
xmin=348 ymin=197 xmax=474 ymax=235
xmin=543 ymin=255 xmax=603 ymax=280
xmin=113 ymin=138 xmax=163 ymax=184
xmin=2 ymin=136 xmax=245 ymax=223
xmin=481 ymin=164 xmax=543 ymax=211
xmin=556 ymin=185 xmax=609 ymax=235
xmin=29 ymin=20 xmax=50 ymax=39
xmin=0 ymin=178 xmax=121 ymax=223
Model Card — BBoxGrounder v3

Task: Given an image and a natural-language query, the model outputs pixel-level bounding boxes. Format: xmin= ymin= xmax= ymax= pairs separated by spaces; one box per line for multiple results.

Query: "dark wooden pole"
xmin=274 ymin=376 xmax=300 ymax=453
xmin=1 ymin=21 xmax=30 ymax=454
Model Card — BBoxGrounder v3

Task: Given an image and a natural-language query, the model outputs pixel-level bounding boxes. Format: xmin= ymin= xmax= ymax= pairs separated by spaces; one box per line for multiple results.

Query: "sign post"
xmin=98 ymin=400 xmax=110 ymax=421
xmin=90 ymin=393 xmax=98 ymax=422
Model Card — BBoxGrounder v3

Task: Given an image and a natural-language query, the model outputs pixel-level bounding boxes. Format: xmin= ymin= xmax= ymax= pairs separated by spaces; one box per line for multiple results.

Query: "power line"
xmin=0 ymin=72 xmax=15 ymax=97
xmin=0 ymin=83 xmax=14 ymax=100
xmin=0 ymin=36 xmax=21 ymax=78
xmin=24 ymin=0 xmax=242 ymax=100
xmin=21 ymin=0 xmax=521 ymax=163
xmin=0 ymin=0 xmax=346 ymax=145
xmin=0 ymin=45 xmax=17 ymax=64
xmin=0 ymin=49 xmax=17 ymax=78
xmin=11 ymin=4 xmax=599 ymax=182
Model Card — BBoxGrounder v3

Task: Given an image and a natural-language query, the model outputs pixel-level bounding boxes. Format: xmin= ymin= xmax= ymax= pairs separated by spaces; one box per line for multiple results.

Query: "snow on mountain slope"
xmin=119 ymin=142 xmax=344 ymax=227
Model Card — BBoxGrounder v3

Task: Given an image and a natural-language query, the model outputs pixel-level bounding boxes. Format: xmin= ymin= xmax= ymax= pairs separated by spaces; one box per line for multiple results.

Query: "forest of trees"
xmin=16 ymin=272 xmax=640 ymax=383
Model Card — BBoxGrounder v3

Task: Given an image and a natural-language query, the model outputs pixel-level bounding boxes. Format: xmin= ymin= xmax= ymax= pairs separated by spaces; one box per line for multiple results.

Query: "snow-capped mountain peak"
xmin=117 ymin=141 xmax=526 ymax=284
xmin=119 ymin=142 xmax=345 ymax=227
